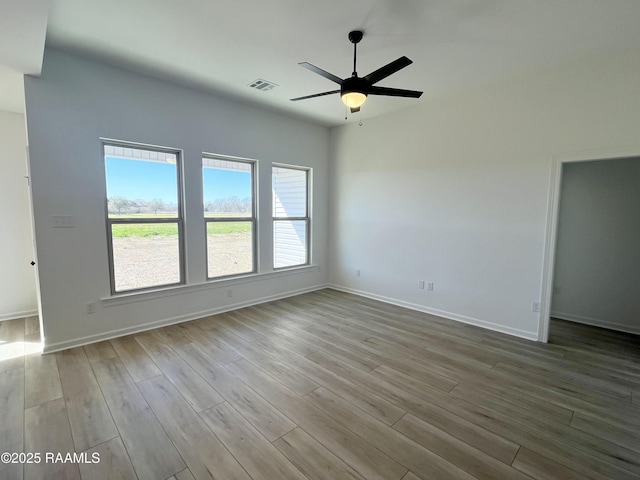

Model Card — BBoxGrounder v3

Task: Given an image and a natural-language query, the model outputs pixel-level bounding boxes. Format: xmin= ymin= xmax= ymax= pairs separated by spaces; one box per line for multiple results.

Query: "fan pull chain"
xmin=359 ymin=109 xmax=363 ymax=127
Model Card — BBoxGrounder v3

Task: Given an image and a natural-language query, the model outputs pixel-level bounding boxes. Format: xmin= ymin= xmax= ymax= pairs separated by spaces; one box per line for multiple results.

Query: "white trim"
xmin=538 ymin=157 xmax=562 ymax=342
xmin=0 ymin=309 xmax=38 ymax=322
xmin=539 ymin=145 xmax=640 ymax=344
xmin=328 ymin=285 xmax=538 ymax=341
xmin=43 ymin=283 xmax=329 ymax=353
xmin=551 ymin=312 xmax=640 ymax=336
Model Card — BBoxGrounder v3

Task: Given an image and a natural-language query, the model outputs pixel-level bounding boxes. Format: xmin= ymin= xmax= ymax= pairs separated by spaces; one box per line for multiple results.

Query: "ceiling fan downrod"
xmin=348 ymin=30 xmax=364 ymax=77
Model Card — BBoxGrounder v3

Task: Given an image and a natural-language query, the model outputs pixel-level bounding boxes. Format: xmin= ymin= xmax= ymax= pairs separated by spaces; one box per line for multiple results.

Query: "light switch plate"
xmin=53 ymin=215 xmax=75 ymax=228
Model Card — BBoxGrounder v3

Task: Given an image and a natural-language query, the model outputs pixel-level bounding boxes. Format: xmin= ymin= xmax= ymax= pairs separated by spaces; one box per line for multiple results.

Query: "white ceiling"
xmin=0 ymin=0 xmax=48 ymax=114
xmin=3 ymin=0 xmax=640 ymax=125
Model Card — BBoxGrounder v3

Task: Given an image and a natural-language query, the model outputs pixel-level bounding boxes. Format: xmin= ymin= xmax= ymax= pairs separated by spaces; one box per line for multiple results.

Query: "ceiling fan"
xmin=290 ymin=30 xmax=423 ymax=113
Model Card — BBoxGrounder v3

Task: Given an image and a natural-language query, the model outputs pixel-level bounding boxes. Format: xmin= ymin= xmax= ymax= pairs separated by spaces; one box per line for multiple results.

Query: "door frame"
xmin=25 ymin=145 xmax=44 ymax=352
xmin=538 ymin=145 xmax=640 ymax=342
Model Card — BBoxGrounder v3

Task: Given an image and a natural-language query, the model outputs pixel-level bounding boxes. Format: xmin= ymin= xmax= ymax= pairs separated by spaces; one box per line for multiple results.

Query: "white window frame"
xmin=272 ymin=164 xmax=311 ymax=269
xmin=103 ymin=140 xmax=185 ymax=294
xmin=203 ymin=154 xmax=258 ymax=280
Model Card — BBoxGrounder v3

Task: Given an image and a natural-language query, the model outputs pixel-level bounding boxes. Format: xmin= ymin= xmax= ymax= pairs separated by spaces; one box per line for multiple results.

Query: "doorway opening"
xmin=539 ymin=148 xmax=640 ymax=342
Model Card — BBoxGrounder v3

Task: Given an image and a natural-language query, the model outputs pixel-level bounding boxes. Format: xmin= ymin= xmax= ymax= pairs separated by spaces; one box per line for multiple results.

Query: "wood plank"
xmin=254 ymin=340 xmax=406 ymax=426
xmin=154 ymin=324 xmax=192 ymax=347
xmin=302 ymin=323 xmax=465 ymax=389
xmin=227 ymin=310 xmax=317 ymax=357
xmin=374 ymin=365 xmax=640 ymax=480
xmin=174 ymin=321 xmax=242 ymax=365
xmin=4 ymin=291 xmax=640 ymax=480
xmin=0 ymin=318 xmax=25 ymax=372
xmin=0 ymin=367 xmax=24 ymax=480
xmin=493 ymin=361 xmax=633 ymax=403
xmin=332 ymin=310 xmax=501 ymax=369
xmin=562 ymin=349 xmax=640 ymax=378
xmin=83 ymin=341 xmax=118 ymax=363
xmin=402 ymin=473 xmax=422 ymax=480
xmin=109 ymin=335 xmax=161 ymax=383
xmin=138 ymin=376 xmax=252 ymax=480
xmin=78 ymin=437 xmax=137 ymax=480
xmin=305 ymin=387 xmax=478 ymax=480
xmin=55 ymin=348 xmax=118 ymax=452
xmin=92 ymin=357 xmax=185 ymax=480
xmin=225 ymin=358 xmax=408 ymax=480
xmin=503 ymin=346 xmax=640 ymax=388
xmin=394 ymin=413 xmax=533 ymax=480
xmin=174 ymin=342 xmax=296 ymax=441
xmin=297 ymin=328 xmax=382 ymax=372
xmin=298 ymin=355 xmax=518 ymax=465
xmin=24 ymin=315 xmax=40 ymax=336
xmin=571 ymin=411 xmax=640 ymax=453
xmin=200 ymin=313 xmax=265 ymax=343
xmin=273 ymin=427 xmax=367 ymax=480
xmin=307 ymin=348 xmax=456 ymax=394
xmin=134 ymin=332 xmax=224 ymax=411
xmin=175 ymin=470 xmax=197 ymax=480
xmin=25 ymin=352 xmax=63 ymax=408
xmin=217 ymin=334 xmax=319 ymax=396
xmin=24 ymin=398 xmax=80 ymax=480
xmin=512 ymin=447 xmax=612 ymax=480
xmin=200 ymin=402 xmax=307 ymax=480
xmin=448 ymin=376 xmax=574 ymax=426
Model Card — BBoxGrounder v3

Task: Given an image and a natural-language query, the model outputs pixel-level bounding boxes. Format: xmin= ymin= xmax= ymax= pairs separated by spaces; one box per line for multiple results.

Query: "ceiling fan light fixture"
xmin=290 ymin=30 xmax=423 ymax=114
xmin=341 ymin=91 xmax=367 ymax=108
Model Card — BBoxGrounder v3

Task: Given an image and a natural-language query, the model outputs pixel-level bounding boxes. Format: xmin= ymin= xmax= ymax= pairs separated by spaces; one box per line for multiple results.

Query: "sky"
xmin=105 ymin=156 xmax=251 ymax=203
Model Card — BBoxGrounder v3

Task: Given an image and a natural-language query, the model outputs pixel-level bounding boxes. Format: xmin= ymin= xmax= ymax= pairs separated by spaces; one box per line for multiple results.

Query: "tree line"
xmin=108 ymin=196 xmax=251 ymax=215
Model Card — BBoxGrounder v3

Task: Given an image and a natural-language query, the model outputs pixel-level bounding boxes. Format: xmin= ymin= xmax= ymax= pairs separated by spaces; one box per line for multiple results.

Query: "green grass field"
xmin=111 ymin=221 xmax=251 ymax=237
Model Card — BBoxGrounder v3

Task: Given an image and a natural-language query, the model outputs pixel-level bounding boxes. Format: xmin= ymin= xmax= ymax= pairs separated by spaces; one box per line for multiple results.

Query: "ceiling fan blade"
xmin=290 ymin=90 xmax=340 ymax=101
xmin=299 ymin=62 xmax=344 ymax=84
xmin=350 ymin=107 xmax=360 ymax=113
xmin=368 ymin=86 xmax=423 ymax=98
xmin=364 ymin=56 xmax=413 ymax=85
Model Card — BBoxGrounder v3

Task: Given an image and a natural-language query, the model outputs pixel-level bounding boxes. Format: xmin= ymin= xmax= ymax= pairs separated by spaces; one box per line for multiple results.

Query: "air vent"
xmin=248 ymin=78 xmax=278 ymax=92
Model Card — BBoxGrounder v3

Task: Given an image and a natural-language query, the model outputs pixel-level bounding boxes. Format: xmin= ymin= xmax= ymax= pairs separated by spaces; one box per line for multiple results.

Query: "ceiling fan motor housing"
xmin=341 ymin=76 xmax=369 ymax=96
xmin=348 ymin=30 xmax=364 ymax=44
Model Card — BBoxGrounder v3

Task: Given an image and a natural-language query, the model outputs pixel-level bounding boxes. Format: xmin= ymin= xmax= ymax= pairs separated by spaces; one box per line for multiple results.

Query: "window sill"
xmin=101 ymin=265 xmax=319 ymax=308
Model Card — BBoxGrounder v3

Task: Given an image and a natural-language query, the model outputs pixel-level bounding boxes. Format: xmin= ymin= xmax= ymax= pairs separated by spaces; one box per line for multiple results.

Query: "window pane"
xmin=203 ymin=158 xmax=253 ymax=218
xmin=274 ymin=220 xmax=307 ymax=268
xmin=272 ymin=167 xmax=307 ymax=218
xmin=207 ymin=221 xmax=253 ymax=278
xmin=111 ymin=223 xmax=181 ymax=292
xmin=105 ymin=146 xmax=179 ymax=219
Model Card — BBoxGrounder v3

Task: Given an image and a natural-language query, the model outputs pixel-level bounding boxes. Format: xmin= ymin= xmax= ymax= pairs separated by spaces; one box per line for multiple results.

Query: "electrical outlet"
xmin=427 ymin=282 xmax=434 ymax=291
xmin=356 ymin=269 xmax=361 ymax=277
xmin=86 ymin=302 xmax=96 ymax=314
xmin=553 ymin=285 xmax=561 ymax=295
xmin=418 ymin=280 xmax=425 ymax=289
xmin=532 ymin=301 xmax=541 ymax=313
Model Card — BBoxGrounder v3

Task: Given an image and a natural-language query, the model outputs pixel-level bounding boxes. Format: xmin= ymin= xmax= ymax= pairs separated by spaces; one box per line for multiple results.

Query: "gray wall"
xmin=328 ymin=48 xmax=640 ymax=340
xmin=552 ymin=158 xmax=640 ymax=334
xmin=25 ymin=50 xmax=330 ymax=352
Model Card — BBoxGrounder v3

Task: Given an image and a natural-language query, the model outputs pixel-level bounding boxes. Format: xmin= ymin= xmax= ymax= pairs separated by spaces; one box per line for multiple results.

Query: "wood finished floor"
xmin=1 ymin=288 xmax=639 ymax=480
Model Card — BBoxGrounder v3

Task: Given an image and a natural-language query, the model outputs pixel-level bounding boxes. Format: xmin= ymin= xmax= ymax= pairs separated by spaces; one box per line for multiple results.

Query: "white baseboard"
xmin=0 ymin=309 xmax=38 ymax=322
xmin=551 ymin=311 xmax=640 ymax=336
xmin=328 ymin=284 xmax=539 ymax=341
xmin=43 ymin=284 xmax=330 ymax=353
